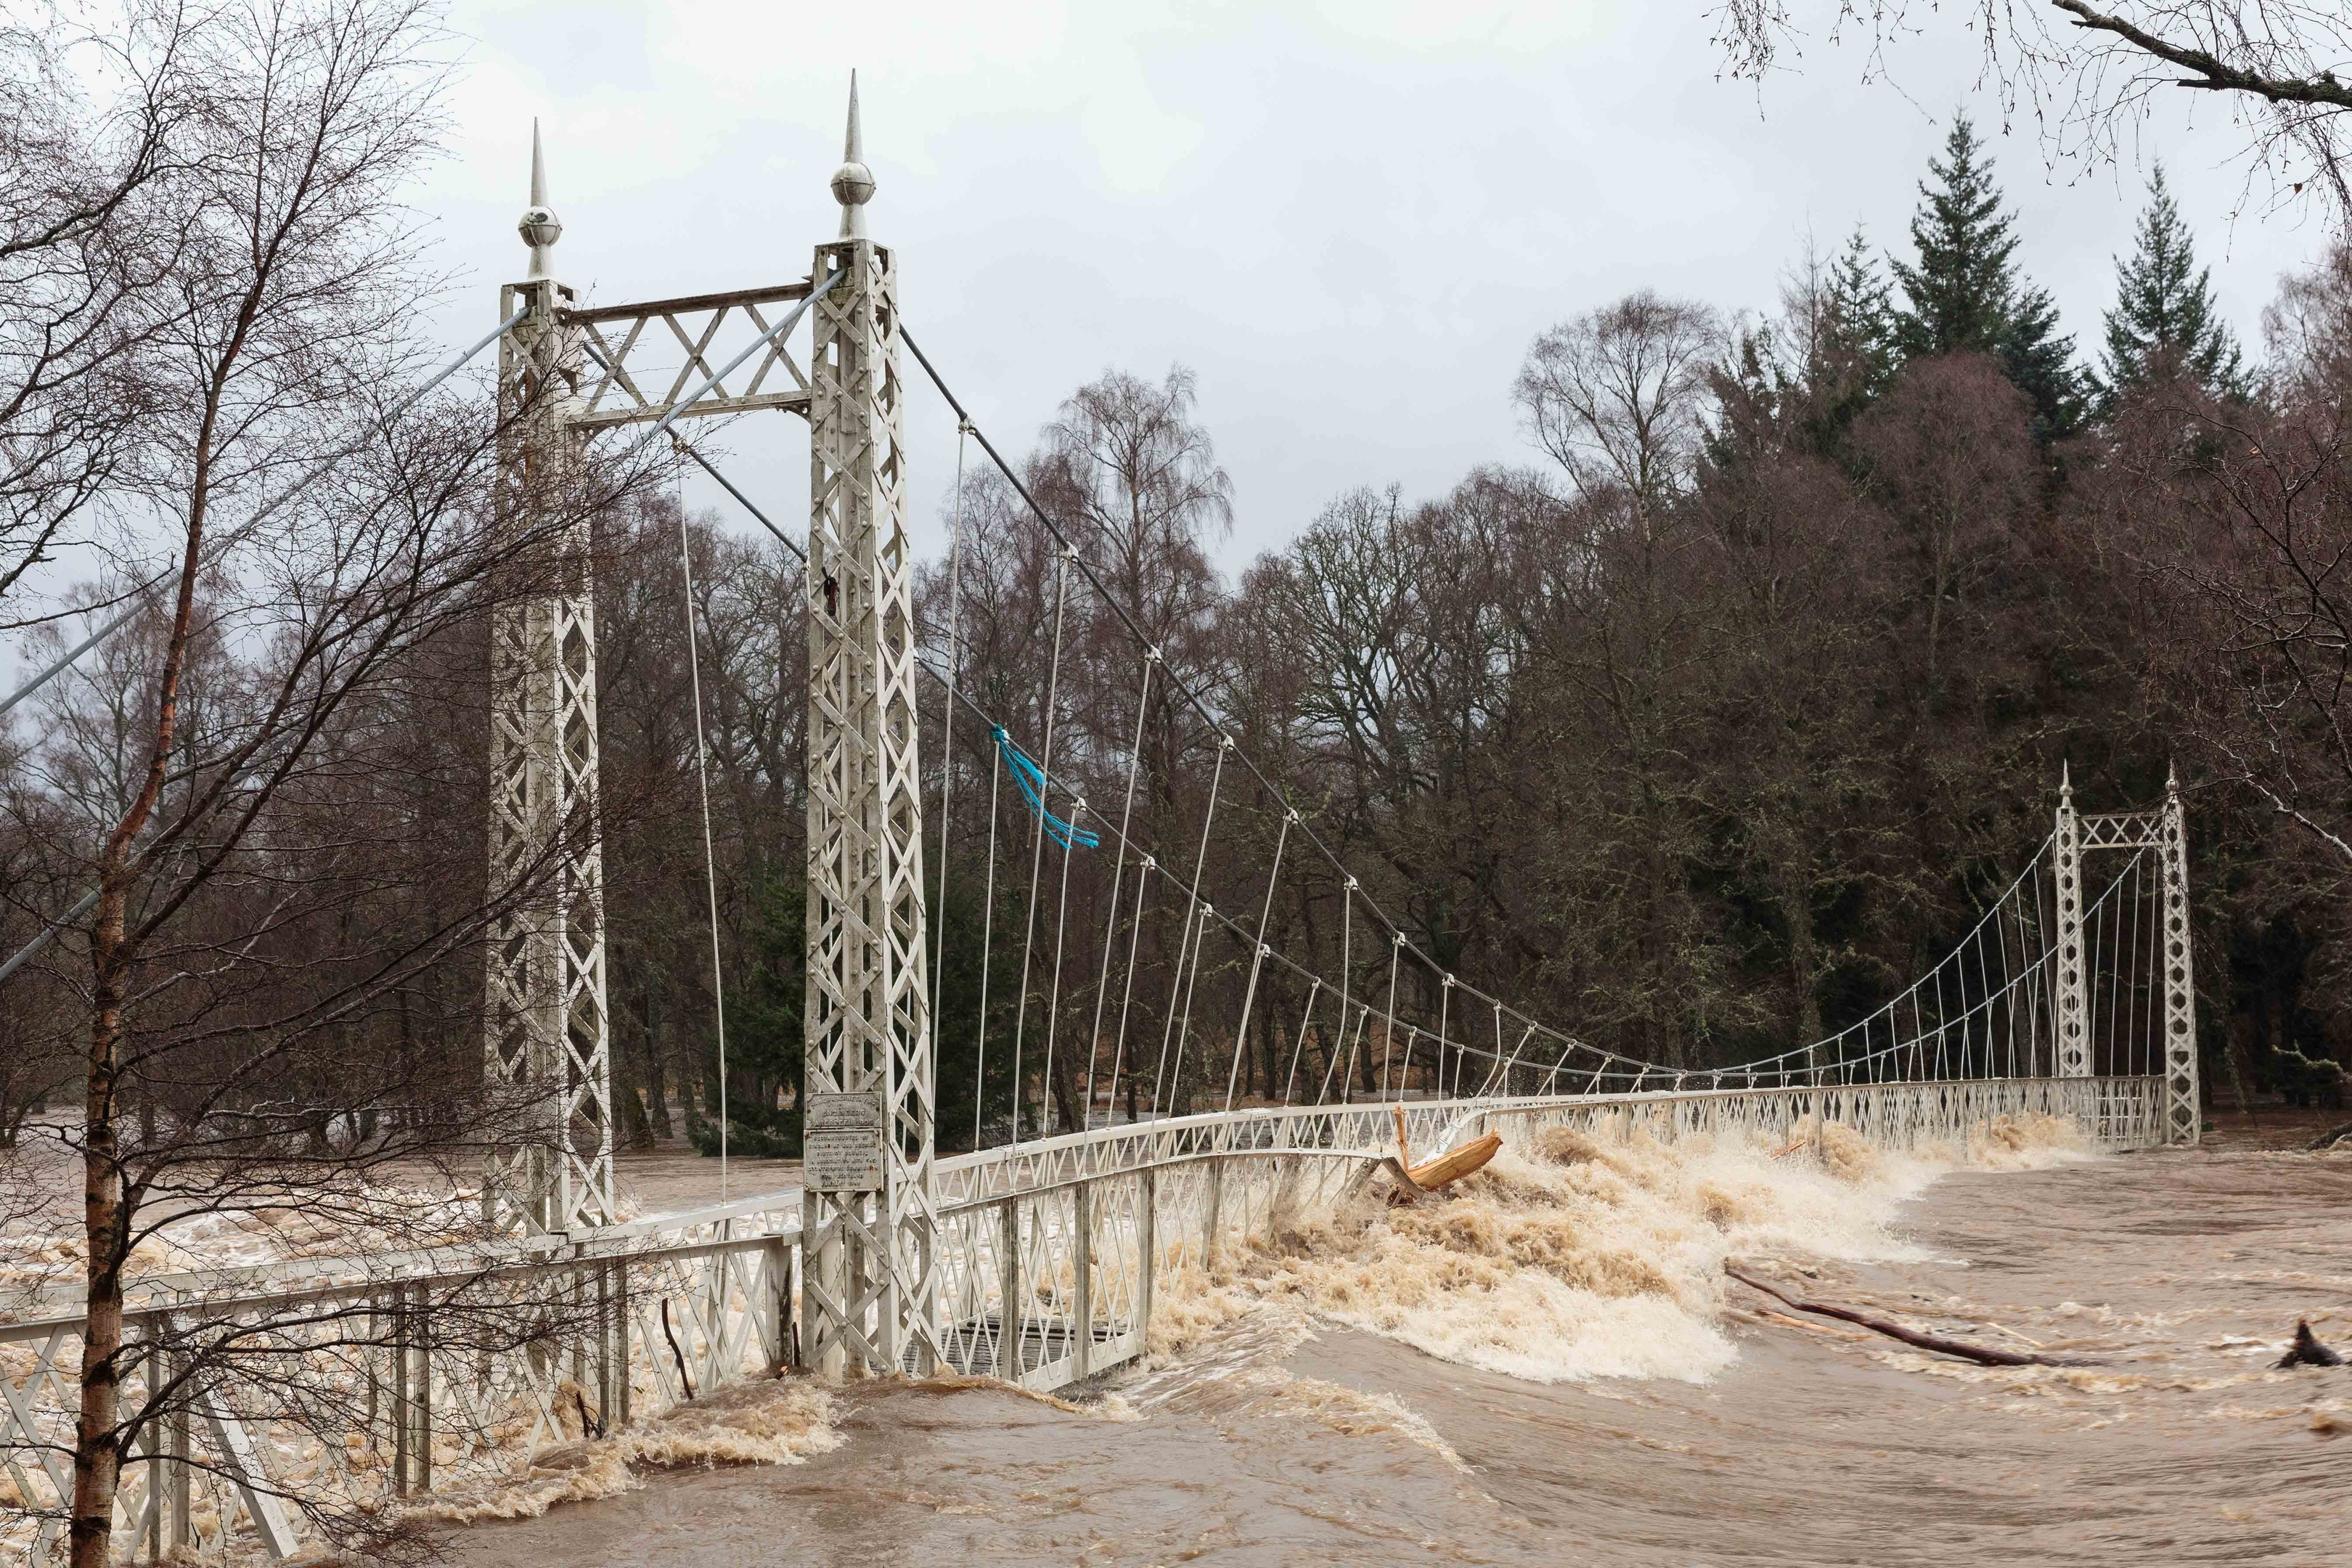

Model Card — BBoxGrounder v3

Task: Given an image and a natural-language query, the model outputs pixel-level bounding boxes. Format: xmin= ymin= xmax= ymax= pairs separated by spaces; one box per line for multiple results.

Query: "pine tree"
xmin=2093 ymin=165 xmax=2246 ymax=415
xmin=1890 ymin=116 xmax=2084 ymax=441
xmin=1815 ymin=229 xmax=1900 ymax=420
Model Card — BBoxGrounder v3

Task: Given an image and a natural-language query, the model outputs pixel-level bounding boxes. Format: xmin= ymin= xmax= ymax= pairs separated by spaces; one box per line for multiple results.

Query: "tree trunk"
xmin=71 ymin=899 xmax=126 ymax=1568
xmin=1049 ymin=1045 xmax=1085 ymax=1135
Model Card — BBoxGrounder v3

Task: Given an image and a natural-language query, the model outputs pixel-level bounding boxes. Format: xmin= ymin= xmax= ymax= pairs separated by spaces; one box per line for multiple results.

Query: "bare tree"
xmin=2121 ymin=246 xmax=2352 ymax=865
xmin=1513 ymin=293 xmax=1721 ymax=542
xmin=0 ymin=3 xmax=661 ymax=1561
xmin=1712 ymin=3 xmax=2352 ymax=224
xmin=0 ymin=4 xmax=195 ymax=611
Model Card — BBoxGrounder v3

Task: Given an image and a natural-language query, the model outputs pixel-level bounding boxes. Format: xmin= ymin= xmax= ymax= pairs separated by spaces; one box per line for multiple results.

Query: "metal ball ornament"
xmin=517 ymin=204 xmax=563 ymax=250
xmin=830 ymin=160 xmax=875 ymax=210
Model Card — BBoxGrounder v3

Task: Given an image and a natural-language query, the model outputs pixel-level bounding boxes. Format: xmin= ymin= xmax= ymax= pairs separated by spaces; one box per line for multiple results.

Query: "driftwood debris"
xmin=1724 ymin=1264 xmax=2104 ymax=1368
xmin=1392 ymin=1105 xmax=1503 ymax=1191
xmin=2277 ymin=1320 xmax=2343 ymax=1369
xmin=2308 ymin=1122 xmax=2352 ymax=1151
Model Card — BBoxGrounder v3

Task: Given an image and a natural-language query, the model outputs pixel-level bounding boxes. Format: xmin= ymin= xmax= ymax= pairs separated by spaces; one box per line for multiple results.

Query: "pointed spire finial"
xmin=2168 ymin=757 xmax=2181 ymax=795
xmin=830 ymin=70 xmax=876 ymax=240
xmin=2060 ymin=759 xmax=2073 ymax=801
xmin=518 ymin=118 xmax=562 ymax=279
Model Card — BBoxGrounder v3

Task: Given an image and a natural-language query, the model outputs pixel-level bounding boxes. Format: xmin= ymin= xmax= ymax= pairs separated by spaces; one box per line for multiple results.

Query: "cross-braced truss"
xmin=563 ymin=282 xmax=814 ymax=430
xmin=2054 ymin=777 xmax=2200 ymax=1144
xmin=800 ymin=235 xmax=940 ymax=1376
xmin=483 ymin=277 xmax=614 ymax=1236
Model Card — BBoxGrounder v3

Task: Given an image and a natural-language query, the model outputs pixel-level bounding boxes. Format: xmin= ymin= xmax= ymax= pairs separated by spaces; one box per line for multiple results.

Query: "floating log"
xmin=1724 ymin=1264 xmax=2104 ymax=1368
xmin=2277 ymin=1320 xmax=2343 ymax=1369
xmin=1392 ymin=1105 xmax=1503 ymax=1191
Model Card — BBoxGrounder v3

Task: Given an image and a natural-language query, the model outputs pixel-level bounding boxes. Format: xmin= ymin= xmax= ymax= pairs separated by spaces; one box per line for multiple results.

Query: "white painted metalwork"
xmin=2058 ymin=764 xmax=2200 ymax=1146
xmin=483 ymin=126 xmax=613 ymax=1236
xmin=2160 ymin=767 xmax=2200 ymax=1145
xmin=2052 ymin=764 xmax=2091 ymax=1079
xmin=801 ymin=75 xmax=940 ymax=1378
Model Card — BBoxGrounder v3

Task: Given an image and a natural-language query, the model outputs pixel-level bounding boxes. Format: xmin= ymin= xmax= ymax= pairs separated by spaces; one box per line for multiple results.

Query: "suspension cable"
xmin=1153 ymin=737 xmax=1230 ymax=1114
xmin=1008 ymin=546 xmax=1071 ymax=1148
xmin=933 ymin=422 xmax=970 ymax=1037
xmin=671 ymin=451 xmax=733 ymax=1201
xmin=1225 ymin=807 xmax=1295 ymax=1112
xmin=973 ymin=750 xmax=1005 ymax=1146
xmin=1083 ymin=653 xmax=1156 ymax=1131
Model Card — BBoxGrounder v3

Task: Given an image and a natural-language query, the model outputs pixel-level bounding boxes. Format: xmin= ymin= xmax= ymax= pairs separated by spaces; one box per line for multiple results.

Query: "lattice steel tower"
xmin=801 ymin=79 xmax=941 ymax=1376
xmin=483 ymin=124 xmax=613 ymax=1236
xmin=2051 ymin=764 xmax=2200 ymax=1146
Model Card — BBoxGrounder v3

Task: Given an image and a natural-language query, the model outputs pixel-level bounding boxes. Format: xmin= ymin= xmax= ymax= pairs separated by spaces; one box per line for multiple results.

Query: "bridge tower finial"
xmin=832 ymin=70 xmax=875 ymax=240
xmin=2059 ymin=759 xmax=2073 ymax=802
xmin=520 ymin=118 xmax=562 ymax=280
xmin=2167 ymin=757 xmax=2181 ymax=797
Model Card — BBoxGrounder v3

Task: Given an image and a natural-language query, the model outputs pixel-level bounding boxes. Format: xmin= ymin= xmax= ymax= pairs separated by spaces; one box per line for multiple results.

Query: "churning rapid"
xmin=447 ymin=1115 xmax=2352 ymax=1567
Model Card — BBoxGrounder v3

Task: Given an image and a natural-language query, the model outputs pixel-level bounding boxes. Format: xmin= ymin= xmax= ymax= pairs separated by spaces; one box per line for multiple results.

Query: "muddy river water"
xmin=447 ymin=1114 xmax=2352 ymax=1567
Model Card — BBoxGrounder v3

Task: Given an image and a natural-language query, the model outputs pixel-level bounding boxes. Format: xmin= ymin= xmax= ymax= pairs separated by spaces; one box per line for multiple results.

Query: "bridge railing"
xmin=1 ymin=1074 xmax=2163 ymax=1561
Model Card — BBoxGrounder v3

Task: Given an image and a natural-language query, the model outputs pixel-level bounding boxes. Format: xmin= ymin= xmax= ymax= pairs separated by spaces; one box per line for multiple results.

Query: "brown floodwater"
xmin=445 ymin=1111 xmax=2352 ymax=1567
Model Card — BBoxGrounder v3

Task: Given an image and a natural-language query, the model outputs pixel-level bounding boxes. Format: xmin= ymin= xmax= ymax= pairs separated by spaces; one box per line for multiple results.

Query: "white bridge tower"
xmin=799 ymin=79 xmax=940 ymax=1376
xmin=2051 ymin=764 xmax=2199 ymax=1145
xmin=483 ymin=123 xmax=612 ymax=1236
xmin=481 ymin=86 xmax=941 ymax=1364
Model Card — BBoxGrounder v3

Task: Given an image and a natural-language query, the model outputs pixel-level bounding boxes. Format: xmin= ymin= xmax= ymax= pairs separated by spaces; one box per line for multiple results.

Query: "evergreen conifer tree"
xmin=1890 ymin=117 xmax=2084 ymax=441
xmin=1816 ymin=229 xmax=1900 ymax=409
xmin=2093 ymin=165 xmax=2245 ymax=415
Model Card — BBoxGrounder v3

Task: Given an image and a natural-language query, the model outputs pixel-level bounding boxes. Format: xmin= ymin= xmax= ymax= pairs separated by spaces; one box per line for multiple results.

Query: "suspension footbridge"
xmin=0 ymin=81 xmax=2198 ymax=1563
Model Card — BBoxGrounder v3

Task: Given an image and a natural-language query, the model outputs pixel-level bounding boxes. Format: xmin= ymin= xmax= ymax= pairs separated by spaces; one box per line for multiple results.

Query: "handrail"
xmin=0 ymin=1072 xmax=2164 ymax=1337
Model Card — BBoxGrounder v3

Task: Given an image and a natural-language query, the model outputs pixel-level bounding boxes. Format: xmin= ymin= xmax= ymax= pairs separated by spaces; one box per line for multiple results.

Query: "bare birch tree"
xmin=0 ymin=2 xmax=658 ymax=1561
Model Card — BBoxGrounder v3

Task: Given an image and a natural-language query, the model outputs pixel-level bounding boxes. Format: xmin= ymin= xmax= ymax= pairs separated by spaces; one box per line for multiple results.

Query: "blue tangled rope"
xmin=993 ymin=725 xmax=1099 ymax=851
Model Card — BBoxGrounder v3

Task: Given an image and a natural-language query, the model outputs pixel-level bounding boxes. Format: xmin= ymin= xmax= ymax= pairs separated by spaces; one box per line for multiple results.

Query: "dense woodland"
xmin=10 ymin=111 xmax=2352 ymax=1161
xmin=577 ymin=120 xmax=2352 ymax=1150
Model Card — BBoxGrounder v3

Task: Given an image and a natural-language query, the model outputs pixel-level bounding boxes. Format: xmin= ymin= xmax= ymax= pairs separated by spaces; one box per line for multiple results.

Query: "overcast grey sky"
xmin=10 ymin=0 xmax=2342 ymax=650
xmin=417 ymin=1 xmax=2332 ymax=568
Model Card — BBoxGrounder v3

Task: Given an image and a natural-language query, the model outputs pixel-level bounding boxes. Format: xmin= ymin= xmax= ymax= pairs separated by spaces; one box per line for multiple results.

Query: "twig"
xmin=1725 ymin=1264 xmax=2103 ymax=1368
xmin=661 ymin=1297 xmax=696 ymax=1401
xmin=1977 ymin=1320 xmax=2047 ymax=1349
xmin=1745 ymin=1306 xmax=1873 ymax=1342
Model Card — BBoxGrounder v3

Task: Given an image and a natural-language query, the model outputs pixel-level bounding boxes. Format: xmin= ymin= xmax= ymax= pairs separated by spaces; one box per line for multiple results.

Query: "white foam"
xmin=1162 ymin=1112 xmax=2088 ymax=1387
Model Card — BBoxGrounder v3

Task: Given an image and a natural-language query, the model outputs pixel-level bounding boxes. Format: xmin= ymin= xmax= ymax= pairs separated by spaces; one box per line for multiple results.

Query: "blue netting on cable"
xmin=992 ymin=725 xmax=1099 ymax=850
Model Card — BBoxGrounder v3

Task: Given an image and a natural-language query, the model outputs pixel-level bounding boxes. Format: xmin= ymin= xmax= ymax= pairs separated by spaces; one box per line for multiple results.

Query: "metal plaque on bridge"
xmin=804 ymin=1092 xmax=886 ymax=1191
